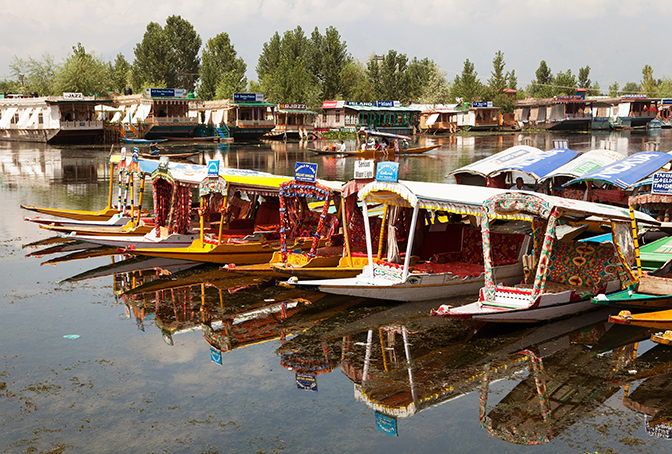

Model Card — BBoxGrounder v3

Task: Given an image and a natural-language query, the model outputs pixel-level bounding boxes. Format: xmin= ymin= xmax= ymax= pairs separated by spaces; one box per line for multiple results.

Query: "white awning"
xmin=204 ymin=110 xmax=211 ymax=124
xmin=0 ymin=107 xmax=18 ymax=128
xmin=16 ymin=108 xmax=33 ymax=128
xmin=212 ymin=109 xmax=225 ymax=124
xmin=133 ymin=104 xmax=151 ymax=122
xmin=111 ymin=111 xmax=122 ymax=122
xmin=26 ymin=107 xmax=41 ymax=128
xmin=425 ymin=113 xmax=440 ymax=125
xmin=123 ymin=104 xmax=138 ymax=123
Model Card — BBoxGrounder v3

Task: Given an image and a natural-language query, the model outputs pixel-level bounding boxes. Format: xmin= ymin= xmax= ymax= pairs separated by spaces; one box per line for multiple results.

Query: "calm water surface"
xmin=2 ymin=131 xmax=672 ymax=453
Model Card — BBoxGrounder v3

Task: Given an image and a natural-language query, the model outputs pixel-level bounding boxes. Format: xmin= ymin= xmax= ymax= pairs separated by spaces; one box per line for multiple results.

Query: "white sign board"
xmin=62 ymin=92 xmax=84 ymax=99
xmin=354 ymin=160 xmax=375 ymax=179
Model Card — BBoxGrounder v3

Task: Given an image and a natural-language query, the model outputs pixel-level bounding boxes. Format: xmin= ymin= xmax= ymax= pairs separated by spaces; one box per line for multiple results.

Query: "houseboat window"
xmin=12 ymin=112 xmax=19 ymax=124
xmin=38 ymin=112 xmax=43 ymax=124
xmin=335 ymin=112 xmax=340 ymax=122
xmin=322 ymin=113 xmax=327 ymax=122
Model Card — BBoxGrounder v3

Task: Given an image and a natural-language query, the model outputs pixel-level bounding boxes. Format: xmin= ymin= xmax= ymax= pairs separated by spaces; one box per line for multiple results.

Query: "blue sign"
xmin=145 ymin=88 xmax=186 ymax=98
xmin=375 ymin=162 xmax=399 ymax=182
xmin=472 ymin=101 xmax=489 ymax=108
xmin=652 ymin=172 xmax=672 ymax=195
xmin=233 ymin=93 xmax=264 ymax=103
xmin=296 ymin=373 xmax=318 ymax=392
xmin=207 ymin=160 xmax=220 ymax=176
xmin=566 ymin=151 xmax=672 ymax=189
xmin=346 ymin=101 xmax=374 ymax=107
xmin=210 ymin=347 xmax=223 ymax=366
xmin=375 ymin=412 xmax=398 ymax=437
xmin=132 ymin=147 xmax=139 ymax=163
xmin=663 ymin=99 xmax=672 ymax=105
xmin=294 ymin=162 xmax=318 ymax=182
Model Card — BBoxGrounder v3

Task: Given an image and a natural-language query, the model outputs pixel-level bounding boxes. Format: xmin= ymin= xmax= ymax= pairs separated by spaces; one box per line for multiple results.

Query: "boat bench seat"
xmin=426 ymin=224 xmax=523 ymax=267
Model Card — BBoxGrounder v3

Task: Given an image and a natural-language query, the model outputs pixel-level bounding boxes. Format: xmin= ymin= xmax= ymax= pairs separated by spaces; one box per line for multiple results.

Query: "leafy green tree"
xmin=309 ymin=26 xmax=350 ymax=100
xmin=487 ymin=51 xmax=507 ymax=92
xmin=530 ymin=60 xmax=553 ymax=98
xmin=198 ymin=32 xmax=246 ymax=100
xmin=132 ymin=16 xmax=201 ymax=92
xmin=256 ymin=26 xmax=320 ymax=106
xmin=578 ymin=66 xmax=591 ymax=89
xmin=658 ymin=78 xmax=672 ymax=98
xmin=54 ymin=43 xmax=110 ymax=96
xmin=110 ymin=53 xmax=131 ymax=94
xmin=506 ymin=69 xmax=518 ymax=90
xmin=590 ymin=81 xmax=601 ymax=96
xmin=0 ymin=79 xmax=20 ymax=93
xmin=366 ymin=50 xmax=414 ymax=103
xmin=339 ymin=60 xmax=374 ymax=101
xmin=411 ymin=59 xmax=450 ymax=104
xmin=622 ymin=82 xmax=640 ymax=95
xmin=553 ymin=69 xmax=577 ymax=96
xmin=451 ymin=58 xmax=482 ymax=103
xmin=641 ymin=65 xmax=658 ymax=97
xmin=9 ymin=53 xmax=57 ymax=96
xmin=609 ymin=82 xmax=620 ymax=97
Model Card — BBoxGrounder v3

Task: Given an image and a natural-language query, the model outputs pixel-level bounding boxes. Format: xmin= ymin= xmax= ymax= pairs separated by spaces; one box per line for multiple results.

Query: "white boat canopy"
xmin=358 ymin=180 xmax=510 ymax=217
xmin=448 ymin=145 xmax=544 ymax=180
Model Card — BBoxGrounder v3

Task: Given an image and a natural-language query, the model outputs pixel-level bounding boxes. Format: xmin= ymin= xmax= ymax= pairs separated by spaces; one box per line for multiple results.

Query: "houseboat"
xmin=190 ymin=93 xmax=275 ymax=140
xmin=112 ymin=89 xmax=198 ymax=140
xmin=514 ymin=91 xmax=593 ymax=131
xmin=317 ymin=100 xmax=420 ymax=136
xmin=0 ymin=92 xmax=108 ymax=144
xmin=457 ymin=101 xmax=502 ymax=131
xmin=266 ymin=103 xmax=316 ymax=139
xmin=610 ymin=94 xmax=659 ymax=129
xmin=414 ymin=104 xmax=460 ymax=133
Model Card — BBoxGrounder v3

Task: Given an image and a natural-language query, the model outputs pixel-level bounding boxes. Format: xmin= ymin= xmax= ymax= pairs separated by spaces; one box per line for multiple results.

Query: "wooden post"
xmin=341 ymin=197 xmax=353 ymax=267
xmin=629 ymin=205 xmax=643 ymax=278
xmin=377 ymin=205 xmax=388 ymax=259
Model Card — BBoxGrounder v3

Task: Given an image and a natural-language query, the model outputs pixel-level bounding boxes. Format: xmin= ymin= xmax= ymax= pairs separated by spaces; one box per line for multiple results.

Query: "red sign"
xmin=279 ymin=103 xmax=306 ymax=110
xmin=321 ymin=100 xmax=344 ymax=109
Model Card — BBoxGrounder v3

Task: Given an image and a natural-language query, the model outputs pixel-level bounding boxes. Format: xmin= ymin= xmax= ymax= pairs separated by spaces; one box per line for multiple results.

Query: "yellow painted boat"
xmin=19 ymin=204 xmax=128 ymax=222
xmin=609 ymin=309 xmax=672 ymax=330
xmin=38 ymin=221 xmax=154 ymax=237
xmin=229 ymin=251 xmax=365 ymax=280
xmin=651 ymin=330 xmax=672 ymax=345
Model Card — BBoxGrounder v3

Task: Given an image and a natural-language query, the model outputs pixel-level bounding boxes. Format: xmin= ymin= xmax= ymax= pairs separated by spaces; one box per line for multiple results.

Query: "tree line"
xmin=2 ymin=16 xmax=670 ymax=113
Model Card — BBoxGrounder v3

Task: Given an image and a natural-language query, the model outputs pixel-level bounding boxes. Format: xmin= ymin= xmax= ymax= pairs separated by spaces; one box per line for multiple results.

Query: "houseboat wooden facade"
xmin=113 ymin=89 xmax=198 ymax=140
xmin=415 ymin=104 xmax=460 ymax=133
xmin=514 ymin=94 xmax=593 ymax=131
xmin=0 ymin=92 xmax=107 ymax=144
xmin=267 ymin=103 xmax=316 ymax=139
xmin=457 ymin=101 xmax=502 ymax=131
xmin=190 ymin=93 xmax=275 ymax=140
xmin=316 ymin=101 xmax=420 ymax=136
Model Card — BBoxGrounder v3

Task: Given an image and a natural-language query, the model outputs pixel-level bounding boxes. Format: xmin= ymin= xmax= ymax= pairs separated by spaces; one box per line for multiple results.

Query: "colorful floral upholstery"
xmin=429 ymin=225 xmax=523 ymax=267
xmin=547 ymin=241 xmax=626 ymax=293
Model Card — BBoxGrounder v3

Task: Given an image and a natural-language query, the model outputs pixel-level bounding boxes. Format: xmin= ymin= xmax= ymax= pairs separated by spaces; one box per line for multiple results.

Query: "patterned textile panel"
xmin=491 ymin=232 xmax=525 ymax=266
xmin=556 ymin=188 xmax=585 ymax=201
xmin=348 ymin=209 xmax=383 ymax=251
xmin=430 ymin=227 xmax=523 ymax=266
xmin=547 ymin=241 xmax=626 ymax=291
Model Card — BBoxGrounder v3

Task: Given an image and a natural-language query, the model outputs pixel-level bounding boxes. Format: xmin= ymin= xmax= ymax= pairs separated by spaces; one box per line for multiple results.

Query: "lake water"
xmin=2 ymin=131 xmax=672 ymax=453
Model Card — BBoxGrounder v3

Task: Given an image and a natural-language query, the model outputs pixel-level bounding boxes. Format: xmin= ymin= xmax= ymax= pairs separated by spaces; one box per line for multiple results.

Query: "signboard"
xmin=375 ymin=412 xmax=398 ymax=437
xmin=622 ymin=94 xmax=647 ymax=99
xmin=663 ymin=99 xmax=672 ymax=105
xmin=472 ymin=101 xmax=493 ymax=108
xmin=278 ymin=103 xmax=306 ymax=110
xmin=354 ymin=160 xmax=375 ymax=179
xmin=159 ymin=156 xmax=169 ymax=169
xmin=233 ymin=93 xmax=264 ymax=103
xmin=295 ymin=373 xmax=318 ymax=392
xmin=207 ymin=160 xmax=220 ymax=176
xmin=321 ymin=100 xmax=345 ymax=109
xmin=145 ymin=88 xmax=186 ymax=98
xmin=555 ymin=95 xmax=584 ymax=101
xmin=652 ymin=172 xmax=672 ymax=194
xmin=131 ymin=147 xmax=139 ymax=163
xmin=375 ymin=162 xmax=399 ymax=182
xmin=210 ymin=347 xmax=223 ymax=366
xmin=62 ymin=92 xmax=83 ymax=99
xmin=376 ymin=101 xmax=401 ymax=108
xmin=294 ymin=162 xmax=318 ymax=182
xmin=346 ymin=101 xmax=374 ymax=107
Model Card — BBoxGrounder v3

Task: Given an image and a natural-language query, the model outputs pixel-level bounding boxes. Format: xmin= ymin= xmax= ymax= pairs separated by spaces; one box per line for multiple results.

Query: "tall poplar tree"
xmin=198 ymin=32 xmax=246 ymax=100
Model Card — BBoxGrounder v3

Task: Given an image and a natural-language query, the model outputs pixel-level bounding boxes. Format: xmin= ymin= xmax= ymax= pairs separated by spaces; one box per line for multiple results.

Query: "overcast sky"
xmin=3 ymin=0 xmax=672 ymax=94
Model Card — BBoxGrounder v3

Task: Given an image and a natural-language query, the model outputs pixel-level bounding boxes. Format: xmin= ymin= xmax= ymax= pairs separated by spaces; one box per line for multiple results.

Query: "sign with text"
xmin=233 ymin=93 xmax=264 ymax=103
xmin=207 ymin=160 xmax=220 ymax=176
xmin=375 ymin=162 xmax=399 ymax=182
xmin=278 ymin=103 xmax=306 ymax=110
xmin=652 ymin=172 xmax=672 ymax=195
xmin=321 ymin=100 xmax=345 ymax=109
xmin=375 ymin=412 xmax=398 ymax=437
xmin=376 ymin=100 xmax=401 ymax=108
xmin=294 ymin=162 xmax=318 ymax=182
xmin=354 ymin=160 xmax=375 ymax=179
xmin=472 ymin=101 xmax=493 ymax=108
xmin=346 ymin=101 xmax=374 ymax=107
xmin=62 ymin=92 xmax=83 ymax=99
xmin=296 ymin=373 xmax=318 ymax=392
xmin=145 ymin=88 xmax=186 ymax=98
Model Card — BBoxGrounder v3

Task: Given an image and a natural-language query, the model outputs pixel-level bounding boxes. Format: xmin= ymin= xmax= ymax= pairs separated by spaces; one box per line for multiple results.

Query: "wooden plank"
xmin=638 ymin=276 xmax=672 ymax=296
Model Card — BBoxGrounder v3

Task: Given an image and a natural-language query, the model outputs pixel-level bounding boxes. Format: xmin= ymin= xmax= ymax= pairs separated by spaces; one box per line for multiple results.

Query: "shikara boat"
xmin=285 ymin=180 xmax=531 ymax=302
xmin=593 ymin=258 xmax=672 ymax=309
xmin=651 ymin=330 xmax=672 ymax=345
xmin=448 ymin=144 xmax=545 ymax=186
xmin=129 ymin=164 xmax=343 ymax=265
xmin=609 ymin=309 xmax=672 ymax=330
xmin=312 ymin=130 xmax=439 ymax=157
xmin=563 ymin=150 xmax=672 ymax=206
xmin=432 ymin=191 xmax=658 ymax=322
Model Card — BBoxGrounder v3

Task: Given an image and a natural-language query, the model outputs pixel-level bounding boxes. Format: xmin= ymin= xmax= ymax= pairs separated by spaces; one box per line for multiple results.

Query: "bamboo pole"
xmin=629 ymin=205 xmax=643 ymax=278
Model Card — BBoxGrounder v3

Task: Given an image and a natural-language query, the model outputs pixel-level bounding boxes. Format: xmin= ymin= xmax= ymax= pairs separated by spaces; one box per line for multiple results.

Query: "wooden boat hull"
xmin=130 ymin=238 xmax=326 ymax=265
xmin=310 ymin=144 xmax=439 ymax=157
xmin=287 ymin=262 xmax=523 ymax=302
xmin=39 ymin=223 xmax=153 ymax=237
xmin=593 ymin=288 xmax=672 ymax=309
xmin=20 ymin=205 xmax=128 ymax=222
xmin=609 ymin=309 xmax=672 ymax=330
xmin=651 ymin=331 xmax=672 ymax=345
xmin=65 ymin=231 xmax=201 ymax=250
